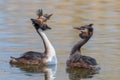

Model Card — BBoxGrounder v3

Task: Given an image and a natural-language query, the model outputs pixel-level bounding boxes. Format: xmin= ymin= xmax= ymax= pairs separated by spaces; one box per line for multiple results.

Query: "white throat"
xmin=38 ymin=29 xmax=57 ymax=64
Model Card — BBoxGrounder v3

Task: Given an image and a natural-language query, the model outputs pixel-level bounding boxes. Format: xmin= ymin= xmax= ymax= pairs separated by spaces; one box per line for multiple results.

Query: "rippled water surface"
xmin=0 ymin=0 xmax=120 ymax=80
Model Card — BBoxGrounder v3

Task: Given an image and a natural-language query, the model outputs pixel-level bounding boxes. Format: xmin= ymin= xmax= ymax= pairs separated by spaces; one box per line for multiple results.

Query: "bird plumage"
xmin=67 ymin=24 xmax=98 ymax=69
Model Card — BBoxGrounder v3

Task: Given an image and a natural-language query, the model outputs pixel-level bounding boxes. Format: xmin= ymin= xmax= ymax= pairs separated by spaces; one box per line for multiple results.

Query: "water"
xmin=0 ymin=0 xmax=120 ymax=80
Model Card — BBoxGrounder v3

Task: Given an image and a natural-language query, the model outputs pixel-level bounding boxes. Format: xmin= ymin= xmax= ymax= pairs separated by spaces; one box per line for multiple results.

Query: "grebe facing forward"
xmin=10 ymin=9 xmax=57 ymax=65
xmin=67 ymin=24 xmax=98 ymax=69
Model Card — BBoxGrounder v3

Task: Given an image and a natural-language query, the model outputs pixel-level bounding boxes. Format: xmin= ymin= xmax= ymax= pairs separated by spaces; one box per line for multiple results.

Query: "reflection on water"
xmin=0 ymin=0 xmax=120 ymax=80
xmin=10 ymin=64 xmax=57 ymax=80
xmin=66 ymin=67 xmax=100 ymax=80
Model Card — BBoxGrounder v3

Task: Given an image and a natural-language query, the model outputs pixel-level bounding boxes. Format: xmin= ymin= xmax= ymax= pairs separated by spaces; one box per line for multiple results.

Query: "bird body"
xmin=67 ymin=24 xmax=98 ymax=69
xmin=10 ymin=30 xmax=57 ymax=65
xmin=10 ymin=9 xmax=57 ymax=66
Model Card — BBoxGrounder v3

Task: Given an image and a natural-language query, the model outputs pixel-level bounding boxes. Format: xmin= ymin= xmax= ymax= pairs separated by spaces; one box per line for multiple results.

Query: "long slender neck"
xmin=70 ymin=34 xmax=93 ymax=55
xmin=36 ymin=29 xmax=55 ymax=56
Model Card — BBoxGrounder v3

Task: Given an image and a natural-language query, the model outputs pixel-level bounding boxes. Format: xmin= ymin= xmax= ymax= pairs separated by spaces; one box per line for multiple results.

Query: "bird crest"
xmin=36 ymin=9 xmax=53 ymax=23
xmin=31 ymin=9 xmax=53 ymax=31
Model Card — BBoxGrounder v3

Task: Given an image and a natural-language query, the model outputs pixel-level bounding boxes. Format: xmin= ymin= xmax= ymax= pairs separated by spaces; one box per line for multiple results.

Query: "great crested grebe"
xmin=66 ymin=24 xmax=98 ymax=69
xmin=10 ymin=9 xmax=57 ymax=65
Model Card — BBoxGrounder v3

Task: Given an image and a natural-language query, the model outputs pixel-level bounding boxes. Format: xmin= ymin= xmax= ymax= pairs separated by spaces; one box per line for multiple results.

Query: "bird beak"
xmin=73 ymin=27 xmax=81 ymax=30
xmin=31 ymin=18 xmax=38 ymax=25
xmin=88 ymin=23 xmax=93 ymax=27
xmin=47 ymin=26 xmax=51 ymax=30
xmin=31 ymin=18 xmax=35 ymax=23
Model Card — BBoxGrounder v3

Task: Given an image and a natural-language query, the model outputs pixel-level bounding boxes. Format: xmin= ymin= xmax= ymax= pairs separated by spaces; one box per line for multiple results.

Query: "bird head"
xmin=74 ymin=24 xmax=93 ymax=39
xmin=31 ymin=9 xmax=53 ymax=31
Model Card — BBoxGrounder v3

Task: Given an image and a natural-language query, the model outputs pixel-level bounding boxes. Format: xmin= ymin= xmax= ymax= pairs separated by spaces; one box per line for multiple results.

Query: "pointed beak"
xmin=73 ymin=27 xmax=81 ymax=30
xmin=30 ymin=18 xmax=40 ymax=30
xmin=31 ymin=18 xmax=37 ymax=23
xmin=47 ymin=26 xmax=51 ymax=29
xmin=88 ymin=23 xmax=93 ymax=27
xmin=31 ymin=18 xmax=34 ymax=22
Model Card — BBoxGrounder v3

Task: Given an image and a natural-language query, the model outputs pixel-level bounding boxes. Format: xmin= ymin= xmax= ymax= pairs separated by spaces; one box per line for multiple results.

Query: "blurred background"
xmin=0 ymin=0 xmax=120 ymax=80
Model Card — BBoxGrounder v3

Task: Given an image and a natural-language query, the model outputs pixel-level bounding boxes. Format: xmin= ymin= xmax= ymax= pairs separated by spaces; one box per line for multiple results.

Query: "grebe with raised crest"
xmin=66 ymin=24 xmax=98 ymax=69
xmin=10 ymin=9 xmax=57 ymax=65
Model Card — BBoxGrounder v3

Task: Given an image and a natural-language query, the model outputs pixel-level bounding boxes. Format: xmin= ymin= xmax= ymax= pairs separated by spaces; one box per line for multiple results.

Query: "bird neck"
xmin=36 ymin=29 xmax=56 ymax=58
xmin=70 ymin=33 xmax=93 ymax=55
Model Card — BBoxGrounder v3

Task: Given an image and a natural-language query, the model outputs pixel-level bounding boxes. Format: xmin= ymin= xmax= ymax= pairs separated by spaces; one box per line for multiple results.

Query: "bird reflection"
xmin=10 ymin=64 xmax=57 ymax=80
xmin=66 ymin=67 xmax=100 ymax=80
